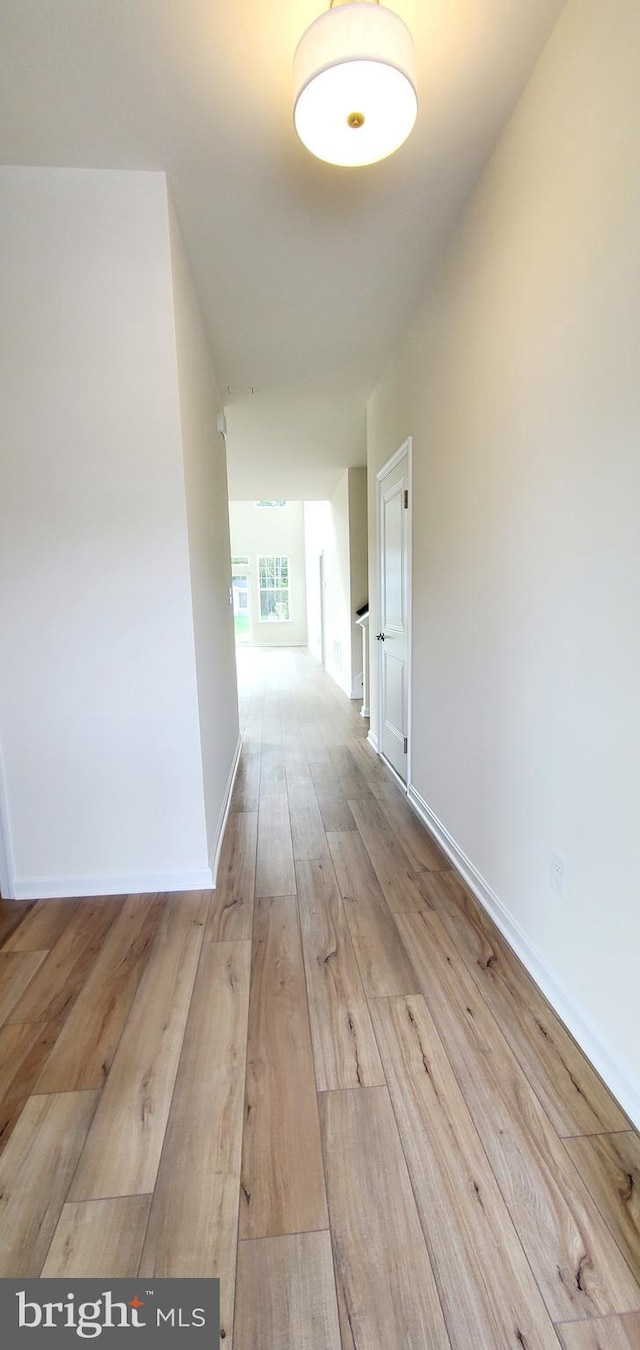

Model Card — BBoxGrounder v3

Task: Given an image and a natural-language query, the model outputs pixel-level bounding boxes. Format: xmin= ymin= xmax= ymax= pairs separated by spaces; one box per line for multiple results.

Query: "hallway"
xmin=0 ymin=647 xmax=639 ymax=1348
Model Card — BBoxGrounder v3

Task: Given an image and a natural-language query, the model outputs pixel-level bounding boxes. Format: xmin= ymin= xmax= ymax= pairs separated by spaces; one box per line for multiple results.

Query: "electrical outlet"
xmin=550 ymin=851 xmax=567 ymax=897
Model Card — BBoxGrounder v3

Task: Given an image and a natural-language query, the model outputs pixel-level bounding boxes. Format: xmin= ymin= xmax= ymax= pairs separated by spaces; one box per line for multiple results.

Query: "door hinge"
xmin=403 ymin=736 xmax=408 ymax=754
xmin=403 ymin=489 xmax=409 ymax=509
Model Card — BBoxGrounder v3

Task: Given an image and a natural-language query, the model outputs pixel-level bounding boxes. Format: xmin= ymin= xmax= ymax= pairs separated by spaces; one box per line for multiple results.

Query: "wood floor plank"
xmin=154 ymin=888 xmax=209 ymax=942
xmin=205 ymin=812 xmax=257 ymax=942
xmin=0 ymin=1090 xmax=99 ymax=1275
xmin=284 ymin=762 xmax=314 ymax=791
xmin=3 ymin=898 xmax=80 ymax=951
xmin=6 ymin=898 xmax=121 ymax=1025
xmin=563 ymin=1132 xmax=640 ymax=1284
xmin=328 ymin=746 xmax=373 ymax=801
xmin=42 ymin=1195 xmax=152 ymax=1277
xmin=309 ymin=762 xmax=342 ymax=791
xmin=0 ymin=1025 xmax=48 ymax=1108
xmin=0 ymin=951 xmax=48 ymax=1025
xmin=556 ymin=1315 xmax=640 ymax=1349
xmin=255 ymin=795 xmax=296 ymax=898
xmin=263 ymin=711 xmax=282 ymax=742
xmin=259 ymin=743 xmax=286 ymax=795
xmin=319 ymin=1086 xmax=451 ymax=1350
xmin=370 ymin=994 xmax=561 ymax=1350
xmin=235 ymin=1232 xmax=341 ymax=1350
xmin=414 ymin=868 xmax=630 ymax=1137
xmin=288 ymin=786 xmax=331 ymax=862
xmin=302 ymin=731 xmax=332 ymax=771
xmin=315 ymin=789 xmax=356 ymax=833
xmin=396 ymin=909 xmax=640 ymax=1321
xmin=232 ymin=747 xmax=261 ymax=813
xmin=375 ymin=785 xmax=453 ymax=871
xmin=0 ymin=900 xmax=35 ymax=950
xmin=368 ymin=778 xmax=402 ymax=802
xmin=140 ymin=941 xmax=251 ymax=1346
xmin=320 ymin=723 xmax=349 ymax=751
xmin=0 ymin=1022 xmax=60 ymax=1152
xmin=349 ymin=797 xmax=430 ymax=911
xmin=296 ymin=859 xmax=384 ymax=1091
xmin=68 ymin=892 xmax=206 ymax=1201
xmin=327 ymin=831 xmax=420 ymax=996
xmin=281 ymin=718 xmax=303 ymax=746
xmin=283 ymin=745 xmax=314 ymax=790
xmin=240 ymin=896 xmax=328 ymax=1240
xmin=34 ymin=893 xmax=164 ymax=1093
xmin=348 ymin=736 xmax=392 ymax=784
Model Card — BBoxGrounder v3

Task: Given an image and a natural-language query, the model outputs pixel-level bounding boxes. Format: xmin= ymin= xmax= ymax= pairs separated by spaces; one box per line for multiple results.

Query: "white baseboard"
xmin=380 ymin=755 xmax=408 ymax=793
xmin=13 ymin=867 xmax=214 ymax=901
xmin=367 ymin=729 xmax=380 ymax=752
xmin=407 ymin=783 xmax=640 ymax=1131
xmin=209 ymin=734 xmax=243 ymax=887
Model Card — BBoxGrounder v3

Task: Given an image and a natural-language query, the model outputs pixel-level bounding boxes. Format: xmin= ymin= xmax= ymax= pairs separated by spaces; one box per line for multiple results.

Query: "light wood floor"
xmin=1 ymin=646 xmax=639 ymax=1350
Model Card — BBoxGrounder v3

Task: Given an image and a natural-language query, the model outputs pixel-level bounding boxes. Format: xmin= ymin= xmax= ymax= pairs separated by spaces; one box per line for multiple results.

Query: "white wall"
xmin=304 ymin=501 xmax=330 ymax=666
xmin=326 ymin=474 xmax=352 ymax=694
xmin=168 ymin=204 xmax=240 ymax=870
xmin=0 ymin=166 xmax=234 ymax=896
xmin=305 ymin=467 xmax=368 ymax=699
xmin=228 ymin=501 xmax=307 ymax=646
xmin=367 ymin=0 xmax=640 ymax=1122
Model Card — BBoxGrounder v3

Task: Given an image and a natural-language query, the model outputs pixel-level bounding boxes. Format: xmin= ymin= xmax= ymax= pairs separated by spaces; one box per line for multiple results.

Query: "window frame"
xmin=257 ymin=554 xmax=292 ymax=623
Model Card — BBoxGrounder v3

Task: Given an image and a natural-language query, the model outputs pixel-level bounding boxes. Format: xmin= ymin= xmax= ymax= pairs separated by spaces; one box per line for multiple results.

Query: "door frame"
xmin=375 ymin=436 xmax=412 ymax=790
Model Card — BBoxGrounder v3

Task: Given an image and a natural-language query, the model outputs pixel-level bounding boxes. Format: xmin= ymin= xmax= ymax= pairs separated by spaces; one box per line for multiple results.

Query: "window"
xmin=255 ymin=500 xmax=286 ymax=509
xmin=258 ymin=555 xmax=290 ymax=622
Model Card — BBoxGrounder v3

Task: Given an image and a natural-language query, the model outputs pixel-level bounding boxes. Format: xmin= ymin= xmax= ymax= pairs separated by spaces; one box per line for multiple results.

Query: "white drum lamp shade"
xmin=293 ymin=2 xmax=418 ymax=167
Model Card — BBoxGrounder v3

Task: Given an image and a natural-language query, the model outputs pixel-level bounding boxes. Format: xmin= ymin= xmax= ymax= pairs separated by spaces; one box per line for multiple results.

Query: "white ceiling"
xmin=0 ymin=0 xmax=565 ymax=497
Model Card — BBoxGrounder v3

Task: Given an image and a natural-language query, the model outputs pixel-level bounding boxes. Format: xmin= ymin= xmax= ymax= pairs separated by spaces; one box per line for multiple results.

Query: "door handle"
xmin=376 ymin=633 xmax=385 ymax=641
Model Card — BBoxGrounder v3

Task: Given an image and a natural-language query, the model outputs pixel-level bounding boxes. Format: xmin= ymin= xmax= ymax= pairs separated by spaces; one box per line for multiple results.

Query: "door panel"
xmin=378 ymin=448 xmax=410 ymax=781
xmin=382 ymin=652 xmax=405 ymax=766
xmin=383 ymin=485 xmax=404 ymax=631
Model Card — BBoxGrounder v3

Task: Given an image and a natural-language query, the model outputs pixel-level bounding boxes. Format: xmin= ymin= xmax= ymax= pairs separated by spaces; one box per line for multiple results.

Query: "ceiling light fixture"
xmin=293 ymin=0 xmax=417 ymax=168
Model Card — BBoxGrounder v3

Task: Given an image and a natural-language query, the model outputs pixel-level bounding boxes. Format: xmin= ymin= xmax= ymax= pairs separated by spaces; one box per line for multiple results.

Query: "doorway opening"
xmin=231 ymin=557 xmax=253 ymax=646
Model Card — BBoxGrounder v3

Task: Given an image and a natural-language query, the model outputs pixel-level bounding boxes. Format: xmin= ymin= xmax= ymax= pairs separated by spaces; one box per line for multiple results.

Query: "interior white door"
xmin=377 ymin=446 xmax=410 ymax=781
